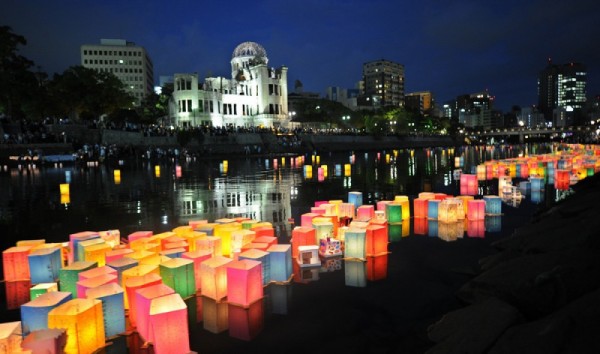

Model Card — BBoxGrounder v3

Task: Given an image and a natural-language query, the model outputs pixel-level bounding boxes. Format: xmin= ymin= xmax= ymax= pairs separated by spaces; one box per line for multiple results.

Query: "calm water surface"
xmin=0 ymin=145 xmax=560 ymax=353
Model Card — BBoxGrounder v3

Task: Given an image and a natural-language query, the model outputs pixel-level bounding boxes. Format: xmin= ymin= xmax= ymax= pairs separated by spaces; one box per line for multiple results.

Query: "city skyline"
xmin=3 ymin=0 xmax=600 ymax=112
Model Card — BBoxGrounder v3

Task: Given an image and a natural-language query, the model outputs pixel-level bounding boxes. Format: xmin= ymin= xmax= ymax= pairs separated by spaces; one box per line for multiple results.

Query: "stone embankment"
xmin=426 ymin=173 xmax=600 ymax=353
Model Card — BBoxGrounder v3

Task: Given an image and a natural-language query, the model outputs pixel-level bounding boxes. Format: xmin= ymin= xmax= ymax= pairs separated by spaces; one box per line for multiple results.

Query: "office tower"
xmin=361 ymin=60 xmax=404 ymax=108
xmin=538 ymin=60 xmax=586 ymax=125
xmin=81 ymin=39 xmax=154 ymax=104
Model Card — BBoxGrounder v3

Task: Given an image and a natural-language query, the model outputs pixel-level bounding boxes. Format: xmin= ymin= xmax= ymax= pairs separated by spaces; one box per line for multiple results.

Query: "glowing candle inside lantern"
xmin=48 ymin=298 xmax=105 ymax=354
xmin=413 ymin=198 xmax=428 ymax=218
xmin=356 ymin=205 xmax=374 ymax=220
xmin=393 ymin=195 xmax=410 ymax=220
xmin=3 ymin=246 xmax=33 ymax=282
xmin=385 ymin=203 xmax=402 ymax=224
xmin=154 ymin=165 xmax=160 ymax=177
xmin=113 ymin=169 xmax=121 ymax=184
xmin=149 ymin=293 xmax=190 ymax=354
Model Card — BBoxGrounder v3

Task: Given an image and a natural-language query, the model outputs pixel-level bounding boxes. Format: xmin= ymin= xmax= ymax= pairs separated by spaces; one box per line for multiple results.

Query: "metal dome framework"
xmin=232 ymin=41 xmax=267 ymax=59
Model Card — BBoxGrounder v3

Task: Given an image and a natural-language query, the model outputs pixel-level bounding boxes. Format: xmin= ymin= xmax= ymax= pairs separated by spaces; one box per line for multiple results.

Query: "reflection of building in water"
xmin=176 ymin=177 xmax=292 ymax=231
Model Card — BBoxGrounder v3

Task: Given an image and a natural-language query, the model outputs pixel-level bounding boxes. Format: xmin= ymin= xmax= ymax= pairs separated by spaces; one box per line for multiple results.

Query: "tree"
xmin=0 ymin=26 xmax=37 ymax=120
xmin=137 ymin=83 xmax=172 ymax=126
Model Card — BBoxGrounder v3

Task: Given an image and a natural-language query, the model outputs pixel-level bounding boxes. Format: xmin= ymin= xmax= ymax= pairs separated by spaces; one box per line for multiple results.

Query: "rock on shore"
xmin=426 ymin=173 xmax=600 ymax=353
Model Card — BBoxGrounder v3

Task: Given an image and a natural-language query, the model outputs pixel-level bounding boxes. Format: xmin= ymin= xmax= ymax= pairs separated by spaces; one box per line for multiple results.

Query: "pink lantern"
xmin=460 ymin=174 xmax=478 ymax=196
xmin=124 ymin=273 xmax=162 ymax=327
xmin=226 ymin=259 xmax=263 ymax=307
xmin=135 ymin=283 xmax=175 ymax=343
xmin=127 ymin=231 xmax=152 ymax=243
xmin=301 ymin=213 xmax=320 ymax=227
xmin=149 ymin=293 xmax=190 ymax=354
xmin=467 ymin=199 xmax=486 ymax=220
xmin=76 ymin=274 xmax=118 ymax=299
xmin=78 ymin=266 xmax=117 ymax=281
xmin=356 ymin=205 xmax=375 ymax=220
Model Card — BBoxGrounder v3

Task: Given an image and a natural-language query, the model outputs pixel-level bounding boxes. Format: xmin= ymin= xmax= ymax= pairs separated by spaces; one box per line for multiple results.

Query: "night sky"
xmin=3 ymin=0 xmax=600 ymax=112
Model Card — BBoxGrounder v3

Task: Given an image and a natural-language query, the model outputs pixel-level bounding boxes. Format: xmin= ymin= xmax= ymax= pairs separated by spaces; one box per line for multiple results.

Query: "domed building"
xmin=170 ymin=42 xmax=289 ymax=128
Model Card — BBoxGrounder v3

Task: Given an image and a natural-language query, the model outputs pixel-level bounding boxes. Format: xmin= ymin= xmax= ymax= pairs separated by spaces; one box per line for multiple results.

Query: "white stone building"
xmin=170 ymin=42 xmax=289 ymax=128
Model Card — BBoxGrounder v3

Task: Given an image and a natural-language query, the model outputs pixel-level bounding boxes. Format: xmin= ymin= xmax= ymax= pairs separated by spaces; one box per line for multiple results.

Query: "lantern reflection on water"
xmin=366 ymin=254 xmax=388 ymax=281
xmin=203 ymin=296 xmax=229 ymax=334
xmin=467 ymin=220 xmax=485 ymax=238
xmin=344 ymin=259 xmax=367 ymax=287
xmin=228 ymin=301 xmax=264 ymax=341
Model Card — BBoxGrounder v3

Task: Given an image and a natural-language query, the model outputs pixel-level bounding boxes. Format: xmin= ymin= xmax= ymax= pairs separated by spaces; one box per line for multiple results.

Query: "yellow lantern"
xmin=48 ymin=298 xmax=105 ymax=354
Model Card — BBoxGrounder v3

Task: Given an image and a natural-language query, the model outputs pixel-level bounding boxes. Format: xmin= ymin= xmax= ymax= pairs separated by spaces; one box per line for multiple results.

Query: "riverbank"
xmin=426 ymin=172 xmax=600 ymax=353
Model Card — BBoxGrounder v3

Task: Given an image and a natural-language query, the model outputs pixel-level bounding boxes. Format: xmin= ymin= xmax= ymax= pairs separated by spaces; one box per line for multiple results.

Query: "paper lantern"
xmin=344 ymin=228 xmax=366 ymax=260
xmin=413 ymin=198 xmax=428 ymax=219
xmin=127 ymin=231 xmax=152 ymax=243
xmin=460 ymin=174 xmax=478 ymax=195
xmin=348 ymin=191 xmax=363 ymax=208
xmin=0 ymin=321 xmax=24 ymax=354
xmin=30 ymin=282 xmax=58 ymax=299
xmin=160 ymin=258 xmax=196 ymax=298
xmin=344 ymin=259 xmax=367 ymax=287
xmin=86 ymin=283 xmax=125 ymax=339
xmin=291 ymin=226 xmax=316 ymax=258
xmin=338 ymin=202 xmax=355 ymax=219
xmin=181 ymin=250 xmax=212 ymax=292
xmin=467 ymin=220 xmax=485 ymax=238
xmin=228 ymin=301 xmax=264 ymax=341
xmin=239 ymin=249 xmax=270 ymax=285
xmin=427 ymin=199 xmax=440 ymax=219
xmin=6 ymin=280 xmax=29 ymax=311
xmin=202 ymin=296 xmax=229 ymax=333
xmin=418 ymin=192 xmax=435 ymax=200
xmin=356 ymin=205 xmax=374 ymax=220
xmin=376 ymin=200 xmax=391 ymax=216
xmin=21 ymin=328 xmax=67 ymax=354
xmin=476 ymin=164 xmax=486 ymax=180
xmin=104 ymin=248 xmax=133 ymax=264
xmin=106 ymin=257 xmax=138 ymax=286
xmin=230 ymin=229 xmax=256 ymax=254
xmin=21 ymin=291 xmax=72 ymax=335
xmin=467 ymin=199 xmax=485 ymax=220
xmin=214 ymin=223 xmax=242 ymax=257
xmin=438 ymin=199 xmax=458 ymax=223
xmin=483 ymin=195 xmax=502 ymax=215
xmin=76 ymin=273 xmax=118 ymax=299
xmin=267 ymin=244 xmax=292 ymax=283
xmin=59 ymin=261 xmax=97 ymax=297
xmin=312 ymin=219 xmax=334 ymax=241
xmin=124 ymin=273 xmax=162 ymax=327
xmin=148 ymin=293 xmax=190 ymax=354
xmin=200 ymin=256 xmax=233 ymax=301
xmin=226 ymin=259 xmax=263 ymax=307
xmin=59 ymin=183 xmax=70 ymax=195
xmin=134 ymin=283 xmax=175 ymax=342
xmin=69 ymin=231 xmax=100 ymax=263
xmin=196 ymin=236 xmax=222 ymax=257
xmin=530 ymin=176 xmax=544 ymax=192
xmin=365 ymin=225 xmax=387 ymax=256
xmin=76 ymin=238 xmax=104 ymax=264
xmin=27 ymin=247 xmax=61 ymax=284
xmin=296 ymin=245 xmax=320 ymax=266
xmin=121 ymin=264 xmax=159 ymax=308
xmin=3 ymin=246 xmax=33 ymax=281
xmin=367 ymin=254 xmax=388 ymax=281
xmin=48 ymin=298 xmax=105 ymax=354
xmin=393 ymin=195 xmax=411 ymax=220
xmin=385 ymin=203 xmax=402 ymax=224
xmin=254 ymin=236 xmax=277 ymax=247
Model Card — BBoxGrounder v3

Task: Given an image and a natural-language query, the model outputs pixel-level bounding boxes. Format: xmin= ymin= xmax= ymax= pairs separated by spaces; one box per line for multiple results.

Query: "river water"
xmin=0 ymin=144 xmax=559 ymax=353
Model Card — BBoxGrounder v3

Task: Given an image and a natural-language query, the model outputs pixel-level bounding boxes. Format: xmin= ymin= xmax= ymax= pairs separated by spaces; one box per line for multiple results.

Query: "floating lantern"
xmin=344 ymin=228 xmax=366 ymax=260
xmin=69 ymin=231 xmax=100 ymax=263
xmin=181 ymin=250 xmax=212 ymax=292
xmin=106 ymin=257 xmax=137 ymax=285
xmin=59 ymin=261 xmax=97 ymax=297
xmin=460 ymin=174 xmax=478 ymax=196
xmin=48 ymin=298 xmax=105 ymax=354
xmin=228 ymin=301 xmax=264 ymax=341
xmin=367 ymin=254 xmax=388 ymax=281
xmin=200 ymin=256 xmax=233 ymax=301
xmin=124 ymin=273 xmax=162 ymax=327
xmin=86 ymin=283 xmax=125 ymax=339
xmin=304 ymin=165 xmax=313 ymax=179
xmin=21 ymin=328 xmax=67 ymax=354
xmin=483 ymin=195 xmax=502 ymax=215
xmin=467 ymin=199 xmax=485 ymax=220
xmin=296 ymin=245 xmax=320 ymax=267
xmin=344 ymin=259 xmax=367 ymax=287
xmin=319 ymin=237 xmax=342 ymax=258
xmin=149 ymin=293 xmax=190 ymax=354
xmin=413 ymin=198 xmax=428 ymax=218
xmin=134 ymin=283 xmax=174 ymax=343
xmin=338 ymin=202 xmax=355 ymax=219
xmin=252 ymin=226 xmax=274 ymax=238
xmin=467 ymin=220 xmax=485 ymax=238
xmin=78 ymin=265 xmax=117 ymax=282
xmin=291 ymin=226 xmax=316 ymax=258
xmin=76 ymin=273 xmax=118 ymax=299
xmin=231 ymin=229 xmax=256 ymax=254
xmin=21 ymin=291 xmax=72 ymax=335
xmin=214 ymin=223 xmax=242 ymax=257
xmin=418 ymin=192 xmax=435 ymax=200
xmin=267 ymin=244 xmax=292 ymax=283
xmin=226 ymin=259 xmax=263 ymax=307
xmin=365 ymin=225 xmax=387 ymax=256
xmin=427 ymin=199 xmax=440 ymax=219
xmin=393 ymin=195 xmax=410 ymax=220
xmin=120 ymin=264 xmax=159 ymax=308
xmin=203 ymin=296 xmax=229 ymax=334
xmin=356 ymin=205 xmax=374 ymax=220
xmin=98 ymin=229 xmax=120 ymax=248
xmin=0 ymin=321 xmax=24 ymax=354
xmin=312 ymin=219 xmax=334 ymax=241
xmin=438 ymin=199 xmax=458 ymax=223
xmin=160 ymin=258 xmax=196 ymax=298
xmin=385 ymin=203 xmax=402 ymax=224
xmin=344 ymin=164 xmax=352 ymax=177
xmin=3 ymin=246 xmax=32 ymax=281
xmin=175 ymin=165 xmax=182 ymax=178
xmin=30 ymin=282 xmax=58 ymax=299
xmin=127 ymin=230 xmax=153 ymax=243
xmin=83 ymin=242 xmax=111 ymax=267
xmin=196 ymin=236 xmax=222 ymax=257
xmin=239 ymin=249 xmax=270 ymax=285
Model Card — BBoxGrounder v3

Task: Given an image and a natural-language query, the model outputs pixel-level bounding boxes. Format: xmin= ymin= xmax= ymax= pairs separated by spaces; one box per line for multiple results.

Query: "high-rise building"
xmin=170 ymin=42 xmax=289 ymax=128
xmin=360 ymin=59 xmax=404 ymax=108
xmin=538 ymin=60 xmax=586 ymax=125
xmin=405 ymin=91 xmax=433 ymax=115
xmin=457 ymin=91 xmax=497 ymax=129
xmin=81 ymin=39 xmax=154 ymax=104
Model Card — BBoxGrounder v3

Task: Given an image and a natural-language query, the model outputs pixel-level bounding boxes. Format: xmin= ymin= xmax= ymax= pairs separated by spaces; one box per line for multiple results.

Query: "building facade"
xmin=538 ymin=60 xmax=587 ymax=125
xmin=80 ymin=39 xmax=154 ymax=104
xmin=405 ymin=91 xmax=433 ymax=115
xmin=326 ymin=86 xmax=359 ymax=110
xmin=170 ymin=42 xmax=289 ymax=128
xmin=359 ymin=59 xmax=404 ymax=108
xmin=457 ymin=91 xmax=498 ymax=129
